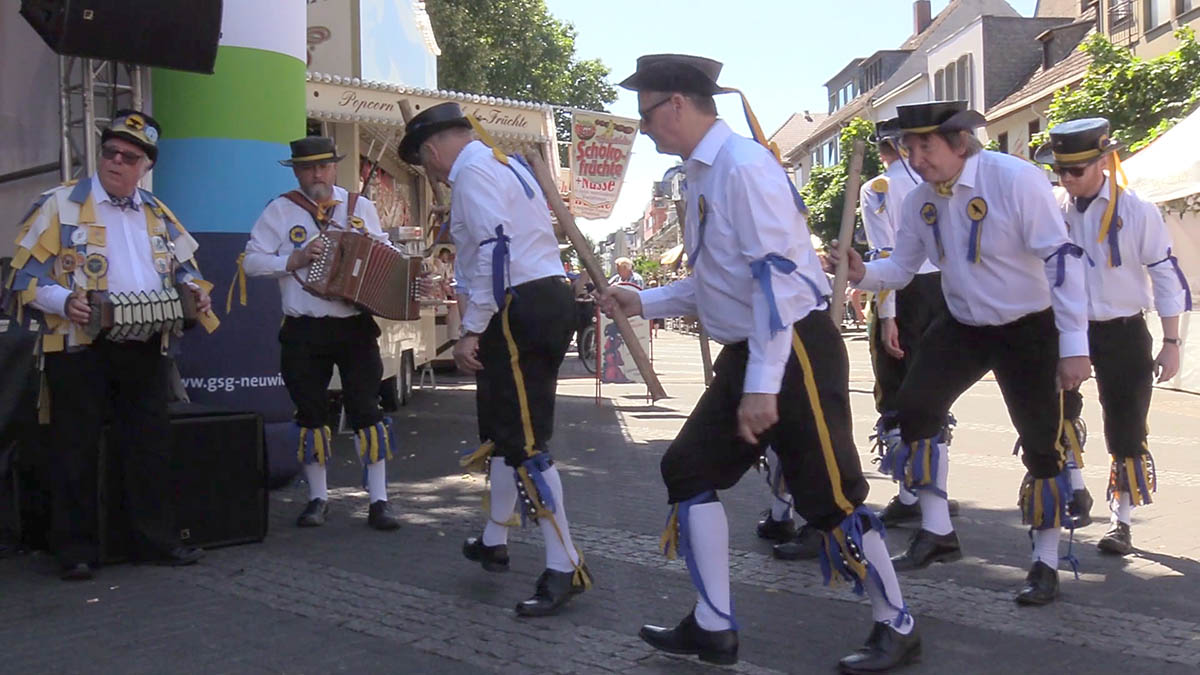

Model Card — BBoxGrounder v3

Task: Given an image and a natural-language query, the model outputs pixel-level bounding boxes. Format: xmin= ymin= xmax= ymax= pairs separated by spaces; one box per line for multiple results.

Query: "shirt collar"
xmin=955 ymin=152 xmax=980 ymax=190
xmin=91 ymin=175 xmax=143 ymax=207
xmin=448 ymin=140 xmax=489 ymax=185
xmin=686 ymin=120 xmax=731 ymax=167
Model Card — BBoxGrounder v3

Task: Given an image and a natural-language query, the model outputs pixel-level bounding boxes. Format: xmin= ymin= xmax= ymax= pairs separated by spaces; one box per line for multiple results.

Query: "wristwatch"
xmin=1163 ymin=337 xmax=1183 ymax=346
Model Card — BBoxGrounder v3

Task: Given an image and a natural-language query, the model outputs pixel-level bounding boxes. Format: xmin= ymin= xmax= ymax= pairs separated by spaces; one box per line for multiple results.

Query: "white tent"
xmin=1124 ymin=107 xmax=1200 ymax=393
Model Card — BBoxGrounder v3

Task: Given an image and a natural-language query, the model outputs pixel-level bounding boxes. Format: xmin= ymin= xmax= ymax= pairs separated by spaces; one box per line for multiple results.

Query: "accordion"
xmin=85 ymin=284 xmax=198 ymax=341
xmin=298 ymin=230 xmax=423 ymax=320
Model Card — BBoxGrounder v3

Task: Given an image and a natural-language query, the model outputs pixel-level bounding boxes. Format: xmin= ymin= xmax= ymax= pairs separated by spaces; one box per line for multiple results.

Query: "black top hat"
xmin=399 ymin=102 xmax=473 ymax=165
xmin=280 ymin=137 xmax=345 ymax=167
xmin=871 ymin=117 xmax=902 ymax=146
xmin=618 ymin=54 xmax=734 ymax=95
xmin=101 ymin=109 xmax=162 ymax=163
xmin=895 ymin=101 xmax=986 ymax=135
xmin=1033 ymin=117 xmax=1121 ymax=167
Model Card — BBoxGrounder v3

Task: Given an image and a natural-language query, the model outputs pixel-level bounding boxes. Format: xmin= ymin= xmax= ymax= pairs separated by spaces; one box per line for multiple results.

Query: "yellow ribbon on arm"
xmin=1096 ymin=152 xmax=1129 ymax=267
xmin=225 ymin=252 xmax=248 ymax=313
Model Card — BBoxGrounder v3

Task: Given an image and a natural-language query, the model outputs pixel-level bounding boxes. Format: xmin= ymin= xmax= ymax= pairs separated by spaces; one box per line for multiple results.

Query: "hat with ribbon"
xmin=895 ymin=100 xmax=986 ymax=135
xmin=399 ymin=102 xmax=474 ymax=165
xmin=617 ymin=54 xmax=735 ymax=95
xmin=279 ymin=136 xmax=345 ymax=167
xmin=1033 ymin=117 xmax=1121 ymax=167
xmin=101 ymin=109 xmax=162 ymax=163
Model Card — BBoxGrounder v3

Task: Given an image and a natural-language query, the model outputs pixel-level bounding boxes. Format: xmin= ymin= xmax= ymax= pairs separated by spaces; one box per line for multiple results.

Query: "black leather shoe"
xmin=296 ymin=498 xmax=328 ymax=527
xmin=367 ymin=500 xmax=401 ymax=531
xmin=756 ymin=511 xmax=798 ymax=542
xmin=515 ymin=568 xmax=585 ymax=617
xmin=60 ymin=563 xmax=95 ymax=581
xmin=462 ymin=536 xmax=510 ymax=572
xmin=1066 ymin=488 xmax=1094 ymax=529
xmin=1097 ymin=521 xmax=1133 ymax=555
xmin=891 ymin=529 xmax=962 ymax=571
xmin=1015 ymin=560 xmax=1059 ymax=605
xmin=838 ymin=621 xmax=921 ymax=674
xmin=772 ymin=525 xmax=823 ymax=560
xmin=639 ymin=611 xmax=738 ymax=666
xmin=877 ymin=497 xmax=960 ymax=526
xmin=150 ymin=546 xmax=205 ymax=567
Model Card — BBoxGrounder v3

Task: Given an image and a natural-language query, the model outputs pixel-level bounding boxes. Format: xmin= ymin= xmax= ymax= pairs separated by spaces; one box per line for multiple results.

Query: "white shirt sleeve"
xmin=455 ymin=165 xmax=506 ymax=334
xmin=859 ymin=191 xmax=924 ymax=294
xmin=358 ymin=198 xmax=388 ymax=242
xmin=31 ymin=284 xmax=72 ymax=318
xmin=243 ymin=203 xmax=290 ymax=278
xmin=639 ymin=276 xmax=698 ymax=319
xmin=1137 ymin=198 xmax=1188 ymax=318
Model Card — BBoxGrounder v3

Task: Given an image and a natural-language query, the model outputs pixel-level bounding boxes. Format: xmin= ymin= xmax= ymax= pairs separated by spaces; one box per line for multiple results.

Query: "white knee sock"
xmin=537 ymin=465 xmax=581 ymax=573
xmin=303 ymin=463 xmax=327 ymax=501
xmin=918 ymin=444 xmax=952 ymax=535
xmin=897 ymin=486 xmax=918 ymax=505
xmin=1111 ymin=492 xmax=1132 ymax=525
xmin=483 ymin=460 xmax=517 ymax=546
xmin=366 ymin=460 xmax=387 ymax=502
xmin=1032 ymin=527 xmax=1061 ymax=567
xmin=861 ymin=528 xmax=913 ymax=634
xmin=765 ymin=447 xmax=793 ymax=521
xmin=688 ymin=501 xmax=733 ymax=631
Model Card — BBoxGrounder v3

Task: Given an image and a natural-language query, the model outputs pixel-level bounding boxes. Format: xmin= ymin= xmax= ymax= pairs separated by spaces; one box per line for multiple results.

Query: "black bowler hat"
xmin=399 ymin=102 xmax=473 ymax=165
xmin=101 ymin=109 xmax=162 ymax=163
xmin=618 ymin=54 xmax=734 ymax=95
xmin=279 ymin=136 xmax=345 ymax=167
xmin=896 ymin=101 xmax=986 ymax=135
xmin=1034 ymin=117 xmax=1121 ymax=167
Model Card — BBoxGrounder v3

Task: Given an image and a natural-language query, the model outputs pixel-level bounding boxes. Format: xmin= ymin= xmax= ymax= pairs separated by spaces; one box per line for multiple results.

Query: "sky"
xmin=543 ymin=0 xmax=1039 ymax=241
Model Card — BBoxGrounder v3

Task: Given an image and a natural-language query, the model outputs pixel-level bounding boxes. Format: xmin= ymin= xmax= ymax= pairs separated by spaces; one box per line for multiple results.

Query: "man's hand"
xmin=819 ymin=239 xmax=866 ymax=284
xmin=188 ymin=284 xmax=212 ymax=314
xmin=285 ymin=237 xmax=326 ymax=272
xmin=1056 ymin=355 xmax=1092 ymax=391
xmin=64 ymin=290 xmax=91 ymax=326
xmin=737 ymin=393 xmax=778 ymax=445
xmin=1155 ymin=342 xmax=1181 ymax=383
xmin=454 ymin=334 xmax=484 ymax=374
xmin=596 ymin=284 xmax=643 ymax=319
xmin=880 ymin=317 xmax=905 ymax=359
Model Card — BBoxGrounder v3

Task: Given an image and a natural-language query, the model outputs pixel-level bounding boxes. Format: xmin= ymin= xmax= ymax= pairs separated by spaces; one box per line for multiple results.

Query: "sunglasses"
xmin=101 ymin=145 xmax=145 ymax=164
xmin=638 ymin=96 xmax=672 ymax=123
xmin=1052 ymin=162 xmax=1096 ymax=178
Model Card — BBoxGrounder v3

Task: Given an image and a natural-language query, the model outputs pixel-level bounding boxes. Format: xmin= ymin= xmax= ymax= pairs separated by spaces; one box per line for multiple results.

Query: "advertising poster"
xmin=570 ymin=111 xmax=638 ymax=219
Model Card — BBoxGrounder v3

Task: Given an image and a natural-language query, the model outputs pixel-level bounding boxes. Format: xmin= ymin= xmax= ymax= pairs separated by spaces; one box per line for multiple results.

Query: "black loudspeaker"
xmin=100 ymin=404 xmax=267 ymax=563
xmin=19 ymin=0 xmax=224 ymax=74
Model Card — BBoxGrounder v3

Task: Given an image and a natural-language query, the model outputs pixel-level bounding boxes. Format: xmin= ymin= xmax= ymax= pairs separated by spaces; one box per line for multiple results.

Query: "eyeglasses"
xmin=638 ymin=96 xmax=673 ymax=123
xmin=1052 ymin=159 xmax=1098 ymax=178
xmin=101 ymin=145 xmax=145 ymax=164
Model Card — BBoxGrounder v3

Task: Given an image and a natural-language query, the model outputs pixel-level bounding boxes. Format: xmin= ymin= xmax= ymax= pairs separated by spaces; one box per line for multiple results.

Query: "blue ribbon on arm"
xmin=1150 ymin=247 xmax=1193 ymax=311
xmin=480 ymin=224 xmax=511 ymax=308
xmin=750 ymin=254 xmax=797 ymax=335
xmin=1045 ymin=243 xmax=1087 ymax=288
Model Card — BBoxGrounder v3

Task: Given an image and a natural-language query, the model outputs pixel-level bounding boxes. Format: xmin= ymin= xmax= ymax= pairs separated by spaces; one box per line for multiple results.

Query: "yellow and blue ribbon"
xmin=920 ymin=202 xmax=945 ymax=261
xmin=669 ymin=490 xmax=738 ymax=630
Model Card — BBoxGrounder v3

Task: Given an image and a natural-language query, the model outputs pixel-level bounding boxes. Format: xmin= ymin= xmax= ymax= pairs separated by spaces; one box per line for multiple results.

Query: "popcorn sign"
xmin=570 ymin=110 xmax=639 ymax=219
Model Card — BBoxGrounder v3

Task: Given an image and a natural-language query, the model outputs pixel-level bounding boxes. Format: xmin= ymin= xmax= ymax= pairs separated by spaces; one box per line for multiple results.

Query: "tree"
xmin=424 ymin=0 xmax=618 ymax=156
xmin=797 ymin=117 xmax=882 ymax=247
xmin=1039 ymin=28 xmax=1200 ymax=154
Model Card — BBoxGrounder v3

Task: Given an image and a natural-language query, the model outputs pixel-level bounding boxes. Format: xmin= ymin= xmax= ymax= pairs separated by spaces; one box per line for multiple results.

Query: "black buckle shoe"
xmin=296 ymin=498 xmax=328 ymax=527
xmin=1097 ymin=521 xmax=1133 ymax=555
xmin=891 ymin=529 xmax=962 ymax=571
xmin=367 ymin=500 xmax=401 ymax=531
xmin=1015 ymin=560 xmax=1059 ymax=605
xmin=462 ymin=536 xmax=510 ymax=572
xmin=772 ymin=525 xmax=824 ymax=560
xmin=639 ymin=611 xmax=738 ymax=666
xmin=150 ymin=546 xmax=205 ymax=567
xmin=515 ymin=567 xmax=585 ymax=617
xmin=838 ymin=621 xmax=921 ymax=674
xmin=1067 ymin=488 xmax=1094 ymax=529
xmin=60 ymin=562 xmax=95 ymax=581
xmin=756 ymin=510 xmax=798 ymax=542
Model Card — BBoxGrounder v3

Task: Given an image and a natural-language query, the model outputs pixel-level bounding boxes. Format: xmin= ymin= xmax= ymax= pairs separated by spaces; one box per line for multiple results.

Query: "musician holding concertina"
xmin=6 ymin=110 xmax=214 ymax=580
xmin=242 ymin=137 xmax=400 ymax=531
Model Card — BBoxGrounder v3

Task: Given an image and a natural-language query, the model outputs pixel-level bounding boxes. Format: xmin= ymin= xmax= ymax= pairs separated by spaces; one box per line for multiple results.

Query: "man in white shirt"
xmin=7 ymin=110 xmax=212 ymax=579
xmin=1037 ymin=117 xmax=1190 ymax=555
xmin=829 ymin=101 xmax=1092 ymax=606
xmin=400 ymin=102 xmax=590 ymax=618
xmin=243 ymin=137 xmax=400 ymax=532
xmin=601 ymin=54 xmax=919 ymax=673
xmin=609 ymin=257 xmax=645 ymax=288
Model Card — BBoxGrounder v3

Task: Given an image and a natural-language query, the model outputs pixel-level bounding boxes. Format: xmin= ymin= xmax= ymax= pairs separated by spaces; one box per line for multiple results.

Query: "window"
xmin=825 ymin=140 xmax=839 ymax=165
xmin=1028 ymin=119 xmax=1040 ymax=146
xmin=812 ymin=149 xmax=822 ymax=168
xmin=829 ymin=92 xmax=838 ymax=113
xmin=934 ymin=70 xmax=944 ymax=99
xmin=945 ymin=61 xmax=957 ymax=100
xmin=1179 ymin=0 xmax=1195 ymax=13
xmin=1110 ymin=0 xmax=1134 ymax=27
xmin=1146 ymin=0 xmax=1172 ymax=26
xmin=957 ymin=55 xmax=972 ymax=108
xmin=998 ymin=132 xmax=1009 ymax=154
xmin=862 ymin=60 xmax=885 ymax=90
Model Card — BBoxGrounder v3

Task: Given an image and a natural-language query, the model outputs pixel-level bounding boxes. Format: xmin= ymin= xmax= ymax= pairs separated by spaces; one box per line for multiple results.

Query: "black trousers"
xmin=661 ymin=310 xmax=867 ymax=532
xmin=870 ymin=272 xmax=946 ymax=414
xmin=280 ymin=313 xmax=383 ymax=431
xmin=895 ymin=308 xmax=1063 ymax=478
xmin=476 ymin=277 xmax=574 ymax=467
xmin=1062 ymin=314 xmax=1154 ymax=460
xmin=43 ymin=338 xmax=174 ymax=566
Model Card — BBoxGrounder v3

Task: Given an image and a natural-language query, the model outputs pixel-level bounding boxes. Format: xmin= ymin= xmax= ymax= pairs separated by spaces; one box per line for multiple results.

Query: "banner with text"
xmin=570 ymin=111 xmax=638 ymax=219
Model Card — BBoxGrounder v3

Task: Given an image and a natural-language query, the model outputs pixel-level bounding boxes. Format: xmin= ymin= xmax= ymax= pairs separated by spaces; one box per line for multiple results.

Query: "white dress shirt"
xmin=857 ymin=150 xmax=1089 ymax=358
xmin=639 ymin=120 xmax=830 ymax=394
xmin=32 ymin=177 xmax=161 ymax=317
xmin=447 ymin=140 xmax=565 ymax=334
xmin=243 ymin=184 xmax=385 ymax=318
xmin=859 ymin=159 xmax=936 ymax=318
xmin=1057 ymin=178 xmax=1188 ymax=321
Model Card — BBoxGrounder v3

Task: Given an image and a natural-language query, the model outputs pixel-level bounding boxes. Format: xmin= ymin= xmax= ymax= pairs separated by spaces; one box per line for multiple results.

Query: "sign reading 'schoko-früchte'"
xmin=570 ymin=110 xmax=638 ymax=219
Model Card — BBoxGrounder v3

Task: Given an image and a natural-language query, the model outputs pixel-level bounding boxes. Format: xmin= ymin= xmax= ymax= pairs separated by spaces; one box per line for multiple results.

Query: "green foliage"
xmin=633 ymin=256 xmax=661 ymax=278
xmin=424 ymin=0 xmax=618 ymax=154
xmin=797 ymin=117 xmax=881 ymax=246
xmin=1037 ymin=28 xmax=1200 ymax=154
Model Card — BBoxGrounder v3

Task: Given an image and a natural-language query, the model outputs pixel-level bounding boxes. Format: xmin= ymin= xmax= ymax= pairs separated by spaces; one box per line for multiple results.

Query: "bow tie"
xmin=110 ymin=195 xmax=140 ymax=211
xmin=1074 ymin=195 xmax=1095 ymax=213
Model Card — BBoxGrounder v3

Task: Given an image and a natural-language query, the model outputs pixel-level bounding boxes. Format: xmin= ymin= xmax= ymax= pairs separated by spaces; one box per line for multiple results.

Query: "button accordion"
xmin=297 ymin=230 xmax=423 ymax=320
xmin=85 ymin=284 xmax=199 ymax=341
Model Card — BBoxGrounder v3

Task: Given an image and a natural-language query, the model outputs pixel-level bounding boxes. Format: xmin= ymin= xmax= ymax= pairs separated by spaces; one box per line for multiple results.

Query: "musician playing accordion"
xmin=242 ymin=137 xmax=401 ymax=532
xmin=5 ymin=110 xmax=215 ymax=580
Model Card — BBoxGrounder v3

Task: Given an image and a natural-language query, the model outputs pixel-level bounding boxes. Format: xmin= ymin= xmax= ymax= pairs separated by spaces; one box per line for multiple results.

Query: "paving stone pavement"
xmin=2 ymin=330 xmax=1199 ymax=674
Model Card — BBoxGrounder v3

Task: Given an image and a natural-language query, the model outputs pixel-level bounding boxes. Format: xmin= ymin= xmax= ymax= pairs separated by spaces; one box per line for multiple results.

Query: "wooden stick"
xmin=671 ymin=197 xmax=713 ymax=387
xmin=524 ymin=150 xmax=668 ymax=400
xmin=829 ymin=139 xmax=867 ymax=328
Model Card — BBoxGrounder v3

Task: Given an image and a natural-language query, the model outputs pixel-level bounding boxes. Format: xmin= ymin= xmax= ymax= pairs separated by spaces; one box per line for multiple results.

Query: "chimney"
xmin=914 ymin=0 xmax=932 ymax=35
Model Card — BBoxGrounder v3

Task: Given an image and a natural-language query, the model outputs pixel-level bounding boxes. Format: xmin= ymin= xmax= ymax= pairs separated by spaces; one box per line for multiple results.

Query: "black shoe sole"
xmin=368 ymin=520 xmax=401 ymax=531
xmin=462 ymin=545 xmax=509 ymax=572
xmin=893 ymin=548 xmax=963 ymax=571
xmin=638 ymin=630 xmax=738 ymax=666
xmin=1097 ymin=538 xmax=1133 ymax=555
xmin=1015 ymin=591 xmax=1058 ymax=606
xmin=515 ymin=599 xmax=571 ymax=617
xmin=838 ymin=644 xmax=922 ymax=674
